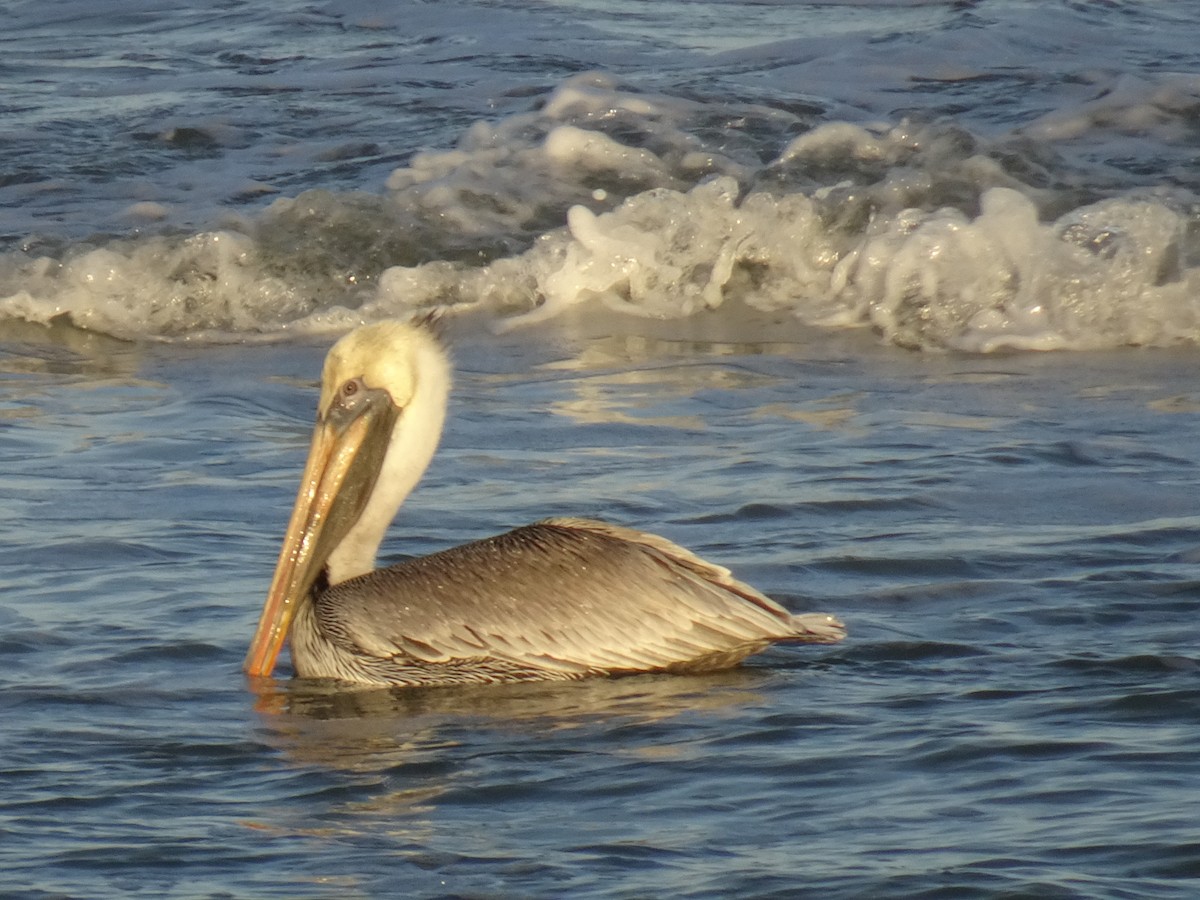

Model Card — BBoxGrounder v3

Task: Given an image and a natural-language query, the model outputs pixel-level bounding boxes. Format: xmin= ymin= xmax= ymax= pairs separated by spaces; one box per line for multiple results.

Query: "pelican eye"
xmin=327 ymin=377 xmax=368 ymax=422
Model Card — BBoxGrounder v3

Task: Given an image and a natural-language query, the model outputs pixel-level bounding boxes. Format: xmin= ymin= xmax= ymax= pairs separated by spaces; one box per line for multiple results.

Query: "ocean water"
xmin=2 ymin=1 xmax=1199 ymax=897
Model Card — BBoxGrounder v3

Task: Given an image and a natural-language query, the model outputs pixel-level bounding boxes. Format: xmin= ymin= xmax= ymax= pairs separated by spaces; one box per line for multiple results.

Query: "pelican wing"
xmin=309 ymin=518 xmax=843 ymax=682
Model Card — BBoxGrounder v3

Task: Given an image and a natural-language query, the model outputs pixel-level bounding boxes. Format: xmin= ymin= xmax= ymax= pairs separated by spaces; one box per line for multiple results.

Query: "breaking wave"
xmin=3 ymin=73 xmax=1199 ymax=351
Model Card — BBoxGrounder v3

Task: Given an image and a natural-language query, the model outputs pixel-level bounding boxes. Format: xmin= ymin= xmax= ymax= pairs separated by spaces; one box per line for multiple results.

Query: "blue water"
xmin=2 ymin=2 xmax=1200 ymax=897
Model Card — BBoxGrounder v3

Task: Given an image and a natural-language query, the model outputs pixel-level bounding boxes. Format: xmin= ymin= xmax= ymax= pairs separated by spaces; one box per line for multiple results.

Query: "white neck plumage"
xmin=323 ymin=338 xmax=451 ymax=585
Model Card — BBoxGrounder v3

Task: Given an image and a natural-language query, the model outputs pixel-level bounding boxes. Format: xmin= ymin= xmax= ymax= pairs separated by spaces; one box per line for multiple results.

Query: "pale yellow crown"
xmin=319 ymin=320 xmax=449 ymax=412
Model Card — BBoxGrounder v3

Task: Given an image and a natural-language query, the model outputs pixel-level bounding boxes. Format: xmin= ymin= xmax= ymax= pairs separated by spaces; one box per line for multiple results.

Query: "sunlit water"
xmin=2 ymin=1 xmax=1200 ymax=897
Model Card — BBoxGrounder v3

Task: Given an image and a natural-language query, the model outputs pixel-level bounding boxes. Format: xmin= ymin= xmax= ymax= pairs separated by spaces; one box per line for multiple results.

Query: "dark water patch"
xmin=6 ymin=538 xmax=186 ymax=571
xmin=1093 ymin=689 xmax=1200 ymax=721
xmin=6 ymin=681 xmax=231 ymax=712
xmin=1050 ymin=654 xmax=1200 ymax=677
xmin=912 ymin=736 xmax=1115 ymax=771
xmin=816 ymin=553 xmax=984 ymax=580
xmin=863 ymin=578 xmax=1001 ymax=606
xmin=841 ymin=872 xmax=1091 ymax=900
xmin=961 ymin=686 xmax=1044 ymax=701
xmin=0 ymin=627 xmax=74 ymax=658
xmin=837 ymin=640 xmax=991 ymax=663
xmin=685 ymin=501 xmax=794 ymax=523
xmin=800 ymin=494 xmax=946 ymax=516
xmin=1132 ymin=843 xmax=1200 ymax=879
xmin=108 ymin=640 xmax=228 ymax=665
xmin=1031 ymin=440 xmax=1120 ymax=467
xmin=1052 ymin=525 xmax=1200 ymax=552
xmin=568 ymin=840 xmax=696 ymax=873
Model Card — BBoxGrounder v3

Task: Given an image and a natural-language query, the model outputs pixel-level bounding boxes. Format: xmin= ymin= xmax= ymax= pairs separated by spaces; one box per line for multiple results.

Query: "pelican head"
xmin=245 ymin=320 xmax=450 ymax=677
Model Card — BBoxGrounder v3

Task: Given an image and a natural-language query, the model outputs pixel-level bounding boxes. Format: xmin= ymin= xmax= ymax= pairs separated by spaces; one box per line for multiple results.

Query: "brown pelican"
xmin=245 ymin=320 xmax=846 ymax=686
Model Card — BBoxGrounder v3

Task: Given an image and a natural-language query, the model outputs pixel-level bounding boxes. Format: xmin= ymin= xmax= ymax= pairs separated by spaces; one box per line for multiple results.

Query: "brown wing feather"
xmin=306 ymin=518 xmax=843 ymax=684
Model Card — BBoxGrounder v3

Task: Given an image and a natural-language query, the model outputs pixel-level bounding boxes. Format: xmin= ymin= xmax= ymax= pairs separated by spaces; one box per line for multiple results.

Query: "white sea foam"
xmin=2 ymin=71 xmax=1199 ymax=351
xmin=358 ymin=174 xmax=1198 ymax=352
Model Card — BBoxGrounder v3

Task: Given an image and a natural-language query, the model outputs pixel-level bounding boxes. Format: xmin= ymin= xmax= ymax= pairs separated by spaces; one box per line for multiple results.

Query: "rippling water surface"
xmin=3 ymin=0 xmax=1200 ymax=897
xmin=5 ymin=315 xmax=1199 ymax=897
